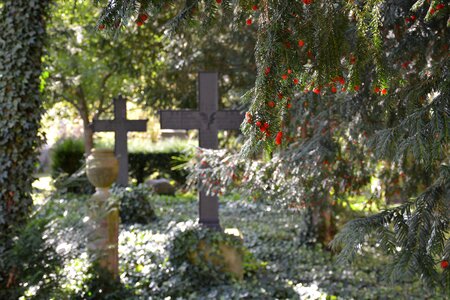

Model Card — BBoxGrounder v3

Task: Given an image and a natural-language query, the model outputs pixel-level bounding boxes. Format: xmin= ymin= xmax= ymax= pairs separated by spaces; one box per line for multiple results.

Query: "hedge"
xmin=128 ymin=152 xmax=189 ymax=184
xmin=49 ymin=140 xmax=189 ymax=186
xmin=51 ymin=138 xmax=85 ymax=177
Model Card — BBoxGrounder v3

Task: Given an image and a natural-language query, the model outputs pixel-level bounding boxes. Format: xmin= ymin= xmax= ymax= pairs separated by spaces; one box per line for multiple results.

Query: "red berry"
xmin=246 ymin=18 xmax=252 ymax=25
xmin=252 ymin=5 xmax=258 ymax=11
xmin=298 ymin=40 xmax=305 ymax=47
xmin=98 ymin=24 xmax=106 ymax=30
xmin=338 ymin=76 xmax=345 ymax=85
xmin=381 ymin=88 xmax=387 ymax=95
xmin=374 ymin=87 xmax=380 ymax=93
xmin=354 ymin=85 xmax=360 ymax=91
xmin=282 ymin=74 xmax=288 ymax=80
xmin=265 ymin=67 xmax=271 ymax=76
xmin=410 ymin=15 xmax=416 ymax=21
xmin=441 ymin=260 xmax=449 ymax=269
xmin=303 ymin=0 xmax=312 ymax=4
xmin=293 ymin=78 xmax=299 ymax=84
xmin=136 ymin=20 xmax=144 ymax=27
xmin=216 ymin=0 xmax=222 ymax=3
xmin=263 ymin=122 xmax=270 ymax=129
xmin=436 ymin=3 xmax=444 ymax=10
xmin=278 ymin=93 xmax=283 ymax=99
xmin=430 ymin=8 xmax=435 ymax=15
xmin=341 ymin=87 xmax=346 ymax=92
xmin=255 ymin=121 xmax=262 ymax=127
xmin=275 ymin=131 xmax=283 ymax=145
xmin=331 ymin=86 xmax=337 ymax=93
xmin=287 ymin=103 xmax=292 ymax=109
xmin=287 ymin=69 xmax=292 ymax=74
xmin=405 ymin=17 xmax=411 ymax=23
xmin=313 ymin=87 xmax=320 ymax=95
xmin=267 ymin=101 xmax=275 ymax=108
xmin=139 ymin=14 xmax=148 ymax=22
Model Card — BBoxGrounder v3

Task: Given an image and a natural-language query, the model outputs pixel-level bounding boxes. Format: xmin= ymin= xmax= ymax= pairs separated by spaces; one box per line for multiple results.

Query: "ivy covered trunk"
xmin=0 ymin=0 xmax=49 ymax=288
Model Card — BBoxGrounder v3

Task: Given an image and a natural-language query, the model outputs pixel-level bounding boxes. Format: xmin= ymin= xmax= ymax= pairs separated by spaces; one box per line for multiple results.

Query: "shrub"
xmin=70 ymin=264 xmax=134 ymax=300
xmin=111 ymin=184 xmax=157 ymax=224
xmin=51 ymin=138 xmax=85 ymax=177
xmin=0 ymin=217 xmax=63 ymax=299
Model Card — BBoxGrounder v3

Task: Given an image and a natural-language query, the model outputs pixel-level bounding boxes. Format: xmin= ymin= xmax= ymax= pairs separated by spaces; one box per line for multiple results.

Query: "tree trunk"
xmin=311 ymin=194 xmax=338 ymax=247
xmin=79 ymin=102 xmax=93 ymax=156
xmin=0 ymin=0 xmax=50 ymax=290
xmin=83 ymin=121 xmax=94 ymax=156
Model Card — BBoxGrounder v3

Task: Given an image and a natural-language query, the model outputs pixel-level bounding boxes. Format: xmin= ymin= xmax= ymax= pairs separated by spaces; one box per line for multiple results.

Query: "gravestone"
xmin=160 ymin=72 xmax=243 ymax=229
xmin=91 ymin=95 xmax=147 ymax=186
xmin=146 ymin=178 xmax=176 ymax=196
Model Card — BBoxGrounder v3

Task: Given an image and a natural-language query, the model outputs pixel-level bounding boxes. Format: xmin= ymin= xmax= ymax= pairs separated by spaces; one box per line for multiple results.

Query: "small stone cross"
xmin=91 ymin=95 xmax=147 ymax=186
xmin=160 ymin=72 xmax=243 ymax=229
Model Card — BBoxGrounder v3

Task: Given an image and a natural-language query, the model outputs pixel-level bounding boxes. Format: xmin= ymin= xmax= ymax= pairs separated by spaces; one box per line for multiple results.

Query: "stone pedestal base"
xmin=88 ymin=188 xmax=119 ymax=279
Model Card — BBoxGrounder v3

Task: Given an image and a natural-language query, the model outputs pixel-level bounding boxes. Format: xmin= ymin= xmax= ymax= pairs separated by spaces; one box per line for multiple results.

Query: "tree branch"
xmin=54 ymin=92 xmax=82 ymax=112
xmin=94 ymin=64 xmax=118 ymax=120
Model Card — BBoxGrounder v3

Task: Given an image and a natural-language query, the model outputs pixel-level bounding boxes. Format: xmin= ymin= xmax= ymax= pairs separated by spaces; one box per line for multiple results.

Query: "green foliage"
xmin=70 ymin=264 xmax=134 ymax=300
xmin=115 ymin=196 xmax=445 ymax=299
xmin=48 ymin=136 xmax=191 ymax=188
xmin=53 ymin=167 xmax=95 ymax=195
xmin=5 ymin=187 xmax=447 ymax=298
xmin=0 ymin=0 xmax=50 ymax=290
xmin=0 ymin=217 xmax=63 ymax=299
xmin=45 ymin=0 xmax=167 ymax=153
xmin=96 ymin=0 xmax=449 ymax=287
xmin=96 ymin=137 xmax=194 ymax=153
xmin=332 ymin=164 xmax=450 ymax=290
xmin=111 ymin=184 xmax=157 ymax=224
xmin=51 ymin=138 xmax=86 ymax=177
xmin=95 ymin=0 xmax=256 ymax=109
xmin=129 ymin=151 xmax=190 ymax=184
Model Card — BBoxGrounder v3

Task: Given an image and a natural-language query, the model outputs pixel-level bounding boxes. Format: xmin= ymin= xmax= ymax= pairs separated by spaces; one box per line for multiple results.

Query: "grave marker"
xmin=91 ymin=95 xmax=147 ymax=186
xmin=160 ymin=72 xmax=243 ymax=229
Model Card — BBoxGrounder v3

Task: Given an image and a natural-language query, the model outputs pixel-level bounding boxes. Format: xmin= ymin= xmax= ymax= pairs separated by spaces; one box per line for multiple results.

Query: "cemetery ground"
xmin=25 ymin=175 xmax=444 ymax=299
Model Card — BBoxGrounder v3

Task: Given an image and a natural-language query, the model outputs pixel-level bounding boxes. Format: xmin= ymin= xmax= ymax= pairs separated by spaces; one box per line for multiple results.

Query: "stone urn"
xmin=86 ymin=149 xmax=119 ymax=188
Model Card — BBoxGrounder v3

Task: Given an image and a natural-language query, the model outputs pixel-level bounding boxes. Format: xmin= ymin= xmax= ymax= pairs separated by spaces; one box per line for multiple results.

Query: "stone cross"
xmin=160 ymin=72 xmax=243 ymax=229
xmin=91 ymin=95 xmax=147 ymax=186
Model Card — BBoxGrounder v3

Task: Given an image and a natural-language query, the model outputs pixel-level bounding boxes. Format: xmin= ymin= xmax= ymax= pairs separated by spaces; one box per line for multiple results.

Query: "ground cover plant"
xmin=11 ymin=180 xmax=447 ymax=299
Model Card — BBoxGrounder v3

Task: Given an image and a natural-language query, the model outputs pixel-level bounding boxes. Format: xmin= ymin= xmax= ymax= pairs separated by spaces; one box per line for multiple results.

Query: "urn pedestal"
xmin=86 ymin=149 xmax=120 ymax=279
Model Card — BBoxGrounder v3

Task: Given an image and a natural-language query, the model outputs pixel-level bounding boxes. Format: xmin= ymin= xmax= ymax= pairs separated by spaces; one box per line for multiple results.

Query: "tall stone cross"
xmin=91 ymin=95 xmax=147 ymax=186
xmin=160 ymin=72 xmax=243 ymax=229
